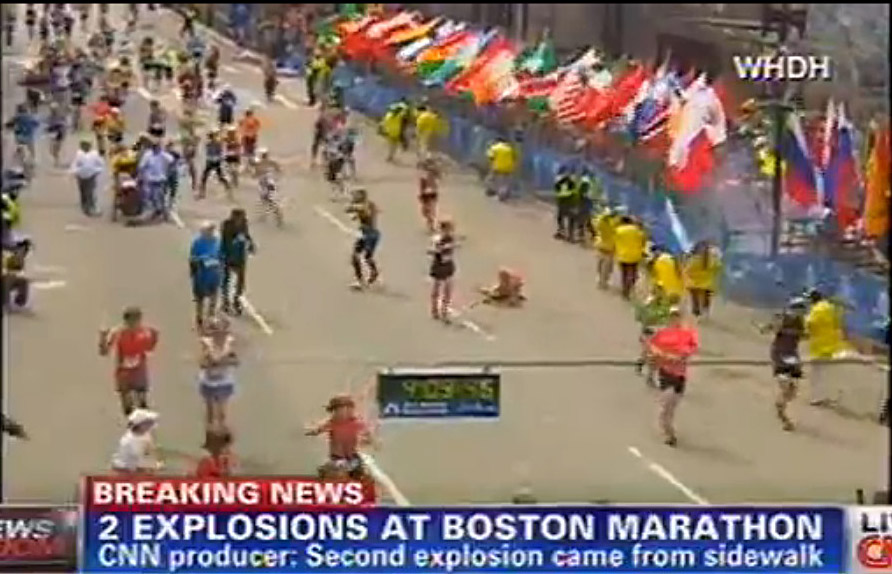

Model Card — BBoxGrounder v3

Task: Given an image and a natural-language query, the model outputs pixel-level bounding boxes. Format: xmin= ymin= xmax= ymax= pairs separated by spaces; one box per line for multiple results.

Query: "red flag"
xmin=665 ymin=131 xmax=715 ymax=193
xmin=446 ymin=39 xmax=511 ymax=94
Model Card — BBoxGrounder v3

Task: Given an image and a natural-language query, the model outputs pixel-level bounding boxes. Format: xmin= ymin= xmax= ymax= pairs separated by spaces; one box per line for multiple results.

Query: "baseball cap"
xmin=127 ymin=409 xmax=159 ymax=427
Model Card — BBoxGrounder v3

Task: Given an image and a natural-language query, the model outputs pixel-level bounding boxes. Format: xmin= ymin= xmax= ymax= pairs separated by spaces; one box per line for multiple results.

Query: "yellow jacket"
xmin=805 ymin=300 xmax=846 ymax=358
xmin=614 ymin=223 xmax=646 ymax=264
xmin=487 ymin=142 xmax=516 ymax=175
xmin=379 ymin=111 xmax=402 ymax=141
xmin=593 ymin=212 xmax=618 ymax=252
xmin=684 ymin=249 xmax=721 ymax=291
xmin=415 ymin=109 xmax=441 ymax=140
xmin=651 ymin=253 xmax=685 ymax=298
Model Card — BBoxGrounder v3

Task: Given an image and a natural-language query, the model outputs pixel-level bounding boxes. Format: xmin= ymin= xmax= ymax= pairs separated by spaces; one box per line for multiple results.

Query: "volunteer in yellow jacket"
xmin=594 ymin=207 xmax=620 ymax=289
xmin=486 ymin=137 xmax=516 ymax=201
xmin=684 ymin=241 xmax=722 ymax=318
xmin=613 ymin=216 xmax=647 ymax=299
xmin=415 ymin=104 xmax=443 ymax=160
xmin=804 ymin=289 xmax=847 ymax=407
xmin=380 ymin=100 xmax=409 ymax=162
xmin=650 ymin=248 xmax=685 ymax=302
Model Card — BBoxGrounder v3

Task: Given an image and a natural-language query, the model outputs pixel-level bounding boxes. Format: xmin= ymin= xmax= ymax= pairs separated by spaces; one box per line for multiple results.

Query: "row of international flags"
xmin=332 ymin=9 xmax=890 ymax=231
xmin=779 ymin=101 xmax=890 ymax=237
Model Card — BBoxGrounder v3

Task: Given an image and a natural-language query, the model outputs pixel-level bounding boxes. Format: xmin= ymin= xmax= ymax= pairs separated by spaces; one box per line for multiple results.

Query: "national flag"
xmin=386 ymin=17 xmax=441 ymax=45
xmin=779 ymin=111 xmax=821 ymax=208
xmin=549 ymin=70 xmax=586 ymax=124
xmin=825 ymin=103 xmax=862 ymax=229
xmin=515 ymin=37 xmax=557 ymax=76
xmin=500 ymin=71 xmax=560 ymax=101
xmin=665 ymin=79 xmax=725 ymax=194
xmin=863 ymin=124 xmax=890 ymax=238
xmin=446 ymin=37 xmax=511 ymax=94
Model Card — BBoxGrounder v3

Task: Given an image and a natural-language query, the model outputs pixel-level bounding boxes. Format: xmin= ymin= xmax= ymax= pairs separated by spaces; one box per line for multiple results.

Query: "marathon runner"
xmin=197 ymin=316 xmax=239 ymax=431
xmin=305 ymin=394 xmax=373 ymax=480
xmin=98 ymin=306 xmax=159 ymax=418
xmin=347 ymin=189 xmax=380 ymax=290
xmin=417 ymin=157 xmax=441 ymax=234
xmin=254 ymin=149 xmax=284 ymax=227
xmin=428 ymin=218 xmax=458 ymax=321
xmin=760 ymin=297 xmax=808 ymax=432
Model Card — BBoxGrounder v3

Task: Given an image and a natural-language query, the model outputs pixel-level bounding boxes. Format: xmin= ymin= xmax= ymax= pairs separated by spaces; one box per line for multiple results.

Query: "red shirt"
xmin=322 ymin=416 xmax=368 ymax=458
xmin=650 ymin=325 xmax=699 ymax=377
xmin=195 ymin=454 xmax=233 ymax=478
xmin=111 ymin=327 xmax=158 ymax=382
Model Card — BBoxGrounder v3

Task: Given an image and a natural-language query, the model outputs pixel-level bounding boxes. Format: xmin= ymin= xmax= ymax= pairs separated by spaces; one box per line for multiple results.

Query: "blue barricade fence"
xmin=334 ymin=65 xmax=889 ymax=345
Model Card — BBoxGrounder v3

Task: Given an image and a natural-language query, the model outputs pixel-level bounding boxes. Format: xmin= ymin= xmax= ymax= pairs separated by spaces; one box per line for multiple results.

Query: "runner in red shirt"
xmin=195 ymin=427 xmax=235 ymax=478
xmin=305 ymin=394 xmax=373 ymax=480
xmin=99 ymin=306 xmax=159 ymax=418
xmin=648 ymin=307 xmax=699 ymax=447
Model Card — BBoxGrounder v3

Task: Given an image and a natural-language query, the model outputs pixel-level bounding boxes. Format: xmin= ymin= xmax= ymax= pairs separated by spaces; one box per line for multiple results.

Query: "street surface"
xmin=2 ymin=5 xmax=886 ymax=506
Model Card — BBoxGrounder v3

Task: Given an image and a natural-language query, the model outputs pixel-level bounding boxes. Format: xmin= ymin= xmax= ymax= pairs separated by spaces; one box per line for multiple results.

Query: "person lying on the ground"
xmin=478 ymin=268 xmax=526 ymax=307
xmin=1 ymin=414 xmax=28 ymax=439
xmin=2 ymin=236 xmax=32 ymax=309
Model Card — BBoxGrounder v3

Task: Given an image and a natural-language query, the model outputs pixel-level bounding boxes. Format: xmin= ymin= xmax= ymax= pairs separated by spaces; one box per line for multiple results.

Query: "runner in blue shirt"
xmin=4 ymin=105 xmax=39 ymax=171
xmin=189 ymin=222 xmax=223 ymax=330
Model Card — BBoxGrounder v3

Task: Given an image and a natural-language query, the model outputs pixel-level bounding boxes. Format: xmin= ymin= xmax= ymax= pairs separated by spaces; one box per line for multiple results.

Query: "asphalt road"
xmin=2 ymin=5 xmax=887 ymax=506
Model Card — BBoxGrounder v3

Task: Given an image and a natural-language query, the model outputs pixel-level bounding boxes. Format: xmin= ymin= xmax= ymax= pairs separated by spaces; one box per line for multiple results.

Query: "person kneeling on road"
xmin=111 ymin=409 xmax=163 ymax=475
xmin=479 ymin=268 xmax=526 ymax=307
xmin=305 ymin=394 xmax=373 ymax=480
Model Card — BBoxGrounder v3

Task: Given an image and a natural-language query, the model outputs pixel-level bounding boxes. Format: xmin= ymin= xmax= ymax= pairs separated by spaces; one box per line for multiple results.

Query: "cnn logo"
xmin=858 ymin=535 xmax=892 ymax=569
xmin=851 ymin=507 xmax=892 ymax=571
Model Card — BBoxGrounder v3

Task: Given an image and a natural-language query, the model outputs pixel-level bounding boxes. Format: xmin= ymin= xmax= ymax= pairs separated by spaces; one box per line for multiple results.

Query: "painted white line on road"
xmin=449 ymin=309 xmax=496 ymax=342
xmin=64 ymin=224 xmax=90 ymax=232
xmin=32 ymin=264 xmax=67 ymax=274
xmin=238 ymin=296 xmax=274 ymax=336
xmin=137 ymin=87 xmax=153 ymax=101
xmin=32 ymin=280 xmax=68 ymax=291
xmin=275 ymin=94 xmax=298 ymax=109
xmin=314 ymin=205 xmax=358 ymax=237
xmin=627 ymin=446 xmax=709 ymax=505
xmin=222 ymin=65 xmax=240 ymax=74
xmin=169 ymin=211 xmax=185 ymax=229
xmin=359 ymin=453 xmax=411 ymax=506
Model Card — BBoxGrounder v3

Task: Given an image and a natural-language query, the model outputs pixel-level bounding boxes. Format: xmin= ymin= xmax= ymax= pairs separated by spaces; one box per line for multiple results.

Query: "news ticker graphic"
xmin=1 ymin=478 xmax=888 ymax=574
xmin=0 ymin=505 xmax=78 ymax=571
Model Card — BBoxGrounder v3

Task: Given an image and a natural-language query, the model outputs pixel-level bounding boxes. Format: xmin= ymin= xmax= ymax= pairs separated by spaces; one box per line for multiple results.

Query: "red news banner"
xmin=0 ymin=506 xmax=78 ymax=572
xmin=84 ymin=476 xmax=376 ymax=512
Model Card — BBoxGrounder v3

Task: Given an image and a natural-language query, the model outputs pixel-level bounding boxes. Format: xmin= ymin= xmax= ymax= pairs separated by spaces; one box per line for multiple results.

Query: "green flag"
xmin=515 ymin=39 xmax=557 ymax=75
xmin=526 ymin=96 xmax=550 ymax=114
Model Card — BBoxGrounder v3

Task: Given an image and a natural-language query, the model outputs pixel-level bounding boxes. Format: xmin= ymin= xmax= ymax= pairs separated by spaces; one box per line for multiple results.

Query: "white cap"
xmin=127 ymin=409 xmax=159 ymax=427
xmin=199 ymin=220 xmax=216 ymax=232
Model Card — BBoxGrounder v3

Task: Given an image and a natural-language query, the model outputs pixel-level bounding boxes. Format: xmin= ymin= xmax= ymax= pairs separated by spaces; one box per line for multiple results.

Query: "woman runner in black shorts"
xmin=762 ymin=297 xmax=807 ymax=431
xmin=428 ymin=218 xmax=457 ymax=321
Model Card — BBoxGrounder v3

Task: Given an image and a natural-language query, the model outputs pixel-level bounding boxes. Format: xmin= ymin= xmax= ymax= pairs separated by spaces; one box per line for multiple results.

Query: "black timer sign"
xmin=376 ymin=368 xmax=501 ymax=419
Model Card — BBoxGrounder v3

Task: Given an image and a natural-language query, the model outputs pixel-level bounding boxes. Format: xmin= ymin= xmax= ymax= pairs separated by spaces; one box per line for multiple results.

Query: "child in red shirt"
xmin=305 ymin=394 xmax=372 ymax=480
xmin=195 ymin=427 xmax=235 ymax=478
xmin=99 ymin=306 xmax=159 ymax=418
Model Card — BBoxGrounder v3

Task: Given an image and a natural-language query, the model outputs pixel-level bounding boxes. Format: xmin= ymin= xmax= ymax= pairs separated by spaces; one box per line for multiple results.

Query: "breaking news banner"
xmin=0 ymin=505 xmax=78 ymax=572
xmin=73 ymin=477 xmax=856 ymax=574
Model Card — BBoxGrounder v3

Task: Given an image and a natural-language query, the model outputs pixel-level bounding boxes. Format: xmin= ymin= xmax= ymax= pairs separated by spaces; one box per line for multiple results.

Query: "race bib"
xmin=120 ymin=355 xmax=141 ymax=369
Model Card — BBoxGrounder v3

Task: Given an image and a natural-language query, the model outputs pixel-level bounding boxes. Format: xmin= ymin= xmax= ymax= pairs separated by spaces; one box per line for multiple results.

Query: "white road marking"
xmin=64 ymin=224 xmax=90 ymax=232
xmin=169 ymin=211 xmax=185 ymax=229
xmin=137 ymin=87 xmax=153 ymax=101
xmin=359 ymin=453 xmax=411 ymax=506
xmin=627 ymin=446 xmax=709 ymax=505
xmin=32 ymin=280 xmax=68 ymax=291
xmin=449 ymin=309 xmax=496 ymax=341
xmin=314 ymin=205 xmax=358 ymax=237
xmin=222 ymin=65 xmax=240 ymax=74
xmin=31 ymin=264 xmax=67 ymax=274
xmin=238 ymin=296 xmax=274 ymax=336
xmin=275 ymin=94 xmax=298 ymax=109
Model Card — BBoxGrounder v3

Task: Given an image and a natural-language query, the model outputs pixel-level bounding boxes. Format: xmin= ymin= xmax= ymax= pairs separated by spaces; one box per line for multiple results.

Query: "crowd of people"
xmin=0 ymin=4 xmax=874 ymax=498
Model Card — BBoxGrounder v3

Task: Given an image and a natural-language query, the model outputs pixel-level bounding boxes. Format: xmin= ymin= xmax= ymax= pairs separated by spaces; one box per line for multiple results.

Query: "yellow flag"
xmin=864 ymin=125 xmax=891 ymax=238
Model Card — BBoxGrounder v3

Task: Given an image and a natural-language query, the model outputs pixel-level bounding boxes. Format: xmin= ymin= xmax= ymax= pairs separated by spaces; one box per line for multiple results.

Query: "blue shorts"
xmin=353 ymin=230 xmax=380 ymax=258
xmin=200 ymin=382 xmax=234 ymax=401
xmin=192 ymin=280 xmax=220 ymax=301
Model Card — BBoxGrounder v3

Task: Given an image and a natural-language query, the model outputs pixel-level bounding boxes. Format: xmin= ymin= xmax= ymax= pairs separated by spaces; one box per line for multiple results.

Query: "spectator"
xmin=195 ymin=427 xmax=235 ymax=477
xmin=69 ymin=139 xmax=104 ymax=217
